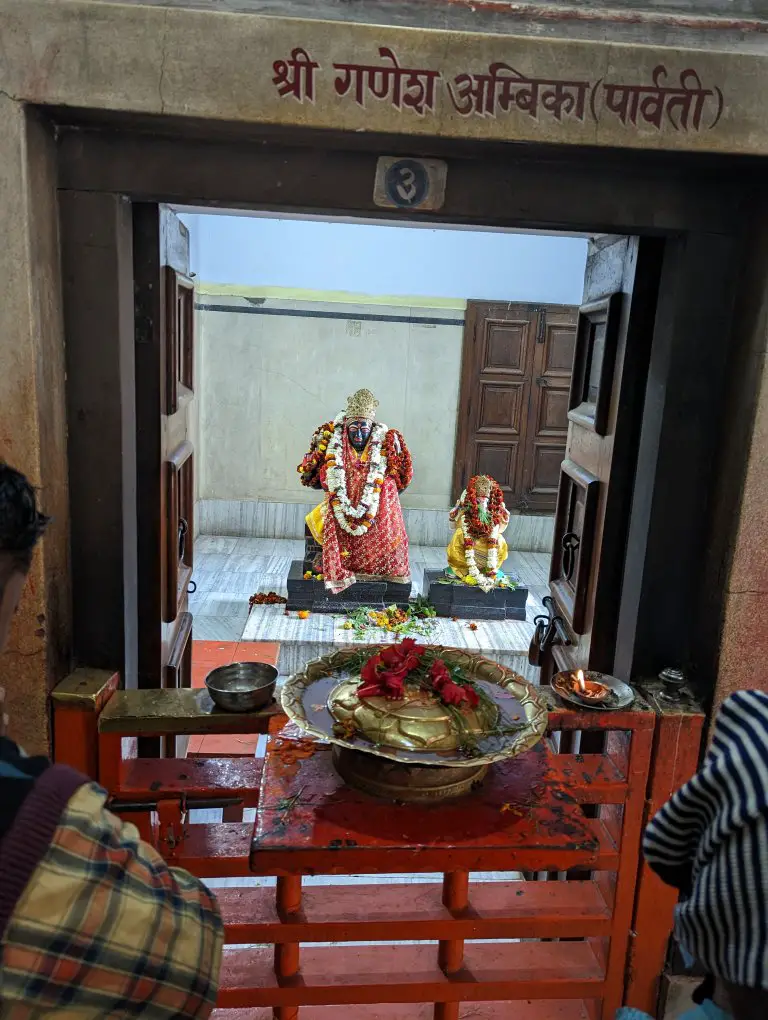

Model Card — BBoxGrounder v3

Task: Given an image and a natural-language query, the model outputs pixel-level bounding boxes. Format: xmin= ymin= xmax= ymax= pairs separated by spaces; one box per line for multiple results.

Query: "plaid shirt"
xmin=0 ymin=774 xmax=222 ymax=1017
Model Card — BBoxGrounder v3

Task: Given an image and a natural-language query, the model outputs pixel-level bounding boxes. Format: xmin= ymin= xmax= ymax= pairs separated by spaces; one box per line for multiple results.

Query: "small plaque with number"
xmin=373 ymin=156 xmax=447 ymax=212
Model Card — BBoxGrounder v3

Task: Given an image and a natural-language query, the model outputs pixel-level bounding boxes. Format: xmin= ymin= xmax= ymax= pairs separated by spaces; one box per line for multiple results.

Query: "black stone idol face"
xmin=347 ymin=418 xmax=372 ymax=452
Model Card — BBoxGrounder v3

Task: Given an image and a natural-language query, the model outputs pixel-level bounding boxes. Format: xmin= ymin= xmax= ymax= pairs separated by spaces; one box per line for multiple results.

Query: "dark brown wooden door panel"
xmin=135 ymin=204 xmax=195 ymax=758
xmin=477 ymin=382 xmax=525 ymax=435
xmin=163 ymin=439 xmax=194 ymax=623
xmin=549 ymin=458 xmax=600 ymax=634
xmin=543 ymin=321 xmax=579 ymax=374
xmin=482 ymin=319 xmax=531 ymax=374
xmin=542 ymin=235 xmax=661 ymax=684
xmin=453 ymin=301 xmax=577 ymax=511
xmin=520 ymin=308 xmax=577 ymax=512
xmin=528 ymin=443 xmax=566 ymax=502
xmin=535 ymin=386 xmax=570 ymax=436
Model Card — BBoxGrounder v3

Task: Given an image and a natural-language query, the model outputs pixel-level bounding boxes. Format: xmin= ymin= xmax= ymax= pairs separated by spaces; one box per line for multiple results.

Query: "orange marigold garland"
xmin=297 ymin=421 xmax=334 ymax=489
xmin=384 ymin=429 xmax=413 ymax=491
xmin=299 ymin=422 xmax=413 ymax=496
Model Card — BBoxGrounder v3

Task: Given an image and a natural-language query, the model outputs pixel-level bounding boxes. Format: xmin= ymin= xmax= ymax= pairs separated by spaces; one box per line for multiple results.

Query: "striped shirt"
xmin=643 ymin=690 xmax=768 ymax=991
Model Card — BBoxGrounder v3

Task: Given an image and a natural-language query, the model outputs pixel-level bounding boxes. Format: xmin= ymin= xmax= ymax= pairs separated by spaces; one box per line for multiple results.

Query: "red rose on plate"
xmin=379 ymin=669 xmax=407 ymax=700
xmin=358 ymin=653 xmax=385 ymax=698
xmin=380 ymin=637 xmax=424 ymax=673
xmin=429 ymin=658 xmax=452 ymax=686
xmin=429 ymin=658 xmax=480 ymax=709
xmin=358 ymin=648 xmax=411 ymax=700
xmin=436 ymin=678 xmax=470 ymax=706
xmin=461 ymin=684 xmax=480 ymax=708
xmin=380 ymin=645 xmax=404 ymax=668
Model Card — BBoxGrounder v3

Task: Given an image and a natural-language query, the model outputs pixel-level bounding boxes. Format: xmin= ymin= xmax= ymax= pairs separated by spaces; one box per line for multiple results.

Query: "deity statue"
xmin=298 ymin=388 xmax=413 ymax=594
xmin=446 ymin=475 xmax=511 ymax=593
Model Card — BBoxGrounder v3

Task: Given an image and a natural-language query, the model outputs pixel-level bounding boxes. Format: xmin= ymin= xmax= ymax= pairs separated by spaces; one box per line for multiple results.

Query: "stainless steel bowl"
xmin=204 ymin=662 xmax=278 ymax=713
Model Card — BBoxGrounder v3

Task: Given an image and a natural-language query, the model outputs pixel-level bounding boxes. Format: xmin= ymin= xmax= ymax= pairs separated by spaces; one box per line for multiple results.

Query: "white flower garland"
xmin=325 ymin=413 xmax=389 ymax=537
xmin=451 ymin=489 xmax=508 ymax=593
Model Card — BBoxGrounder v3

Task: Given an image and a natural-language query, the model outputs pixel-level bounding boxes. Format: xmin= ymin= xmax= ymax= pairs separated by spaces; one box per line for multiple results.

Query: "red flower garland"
xmin=384 ymin=429 xmax=413 ymax=491
xmin=429 ymin=658 xmax=479 ymax=707
xmin=357 ymin=639 xmax=479 ymax=709
xmin=299 ymin=424 xmax=412 ymax=493
xmin=297 ymin=421 xmax=334 ymax=489
xmin=463 ymin=476 xmax=506 ymax=538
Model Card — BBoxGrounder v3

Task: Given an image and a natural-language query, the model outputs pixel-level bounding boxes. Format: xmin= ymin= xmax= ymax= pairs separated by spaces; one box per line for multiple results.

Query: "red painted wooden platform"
xmin=212 ymin=1005 xmax=594 ymax=1019
xmin=52 ymin=665 xmax=704 ymax=1018
xmin=196 ymin=707 xmax=652 ymax=1019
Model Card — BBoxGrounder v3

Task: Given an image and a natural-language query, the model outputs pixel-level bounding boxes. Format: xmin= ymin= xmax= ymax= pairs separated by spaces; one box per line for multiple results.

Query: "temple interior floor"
xmin=190 ymin=535 xmax=549 ymax=680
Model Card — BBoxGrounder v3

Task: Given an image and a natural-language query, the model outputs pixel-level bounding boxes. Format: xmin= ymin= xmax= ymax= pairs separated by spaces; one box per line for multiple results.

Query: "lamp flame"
xmin=576 ymin=669 xmax=586 ymax=692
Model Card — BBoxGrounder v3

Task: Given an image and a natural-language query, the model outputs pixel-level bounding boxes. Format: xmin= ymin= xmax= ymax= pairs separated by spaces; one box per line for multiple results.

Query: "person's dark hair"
xmin=0 ymin=463 xmax=49 ymax=572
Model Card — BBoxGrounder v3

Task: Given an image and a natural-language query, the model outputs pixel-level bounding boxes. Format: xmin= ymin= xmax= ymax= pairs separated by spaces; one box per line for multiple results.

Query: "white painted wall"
xmin=180 ymin=212 xmax=589 ymax=303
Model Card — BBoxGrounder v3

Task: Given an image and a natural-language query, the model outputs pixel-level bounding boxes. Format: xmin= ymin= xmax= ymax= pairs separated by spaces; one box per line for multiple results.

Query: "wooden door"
xmin=453 ymin=302 xmax=577 ymax=512
xmin=543 ymin=236 xmax=661 ymax=682
xmin=522 ymin=306 xmax=579 ymax=513
xmin=134 ymin=204 xmax=196 ymax=756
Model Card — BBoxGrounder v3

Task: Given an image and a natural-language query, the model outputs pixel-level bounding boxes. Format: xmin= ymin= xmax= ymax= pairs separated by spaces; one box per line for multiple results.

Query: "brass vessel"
xmin=332 ymin=745 xmax=487 ymax=802
xmin=328 ymin=678 xmax=498 ymax=753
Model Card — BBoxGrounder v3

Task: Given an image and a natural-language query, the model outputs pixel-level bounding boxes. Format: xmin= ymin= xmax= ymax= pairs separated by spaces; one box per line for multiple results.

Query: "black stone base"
xmin=286 ymin=560 xmax=411 ymax=614
xmin=425 ymin=569 xmax=529 ymax=621
xmin=303 ymin=525 xmax=322 ymax=572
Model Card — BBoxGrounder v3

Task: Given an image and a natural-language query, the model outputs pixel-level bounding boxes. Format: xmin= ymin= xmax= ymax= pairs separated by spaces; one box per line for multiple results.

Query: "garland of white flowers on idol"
xmin=325 ymin=412 xmax=389 ymax=537
xmin=451 ymin=489 xmax=507 ymax=594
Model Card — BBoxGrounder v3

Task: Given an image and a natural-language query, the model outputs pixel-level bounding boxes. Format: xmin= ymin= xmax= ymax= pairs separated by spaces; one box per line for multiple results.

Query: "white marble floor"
xmin=190 ymin=536 xmax=550 ymax=680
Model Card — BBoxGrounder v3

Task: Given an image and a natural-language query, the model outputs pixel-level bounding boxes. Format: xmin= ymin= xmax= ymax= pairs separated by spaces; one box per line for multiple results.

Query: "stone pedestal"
xmin=286 ymin=560 xmax=411 ymax=614
xmin=303 ymin=524 xmax=322 ymax=572
xmin=425 ymin=569 xmax=529 ymax=621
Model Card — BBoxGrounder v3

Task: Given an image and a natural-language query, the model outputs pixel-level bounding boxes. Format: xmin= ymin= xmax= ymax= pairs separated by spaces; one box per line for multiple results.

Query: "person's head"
xmin=0 ymin=464 xmax=49 ymax=653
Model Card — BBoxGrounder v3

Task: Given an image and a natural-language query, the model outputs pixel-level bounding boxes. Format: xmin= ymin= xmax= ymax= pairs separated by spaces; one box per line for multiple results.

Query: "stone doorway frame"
xmin=4 ymin=103 xmax=766 ymax=751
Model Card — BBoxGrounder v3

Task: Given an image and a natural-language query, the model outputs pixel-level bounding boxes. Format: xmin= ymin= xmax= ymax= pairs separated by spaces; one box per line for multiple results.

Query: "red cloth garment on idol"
xmin=321 ymin=433 xmax=410 ymax=595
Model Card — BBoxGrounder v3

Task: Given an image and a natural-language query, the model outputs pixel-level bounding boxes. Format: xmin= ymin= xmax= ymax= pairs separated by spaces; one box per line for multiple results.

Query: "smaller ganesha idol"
xmin=447 ymin=475 xmax=512 ymax=593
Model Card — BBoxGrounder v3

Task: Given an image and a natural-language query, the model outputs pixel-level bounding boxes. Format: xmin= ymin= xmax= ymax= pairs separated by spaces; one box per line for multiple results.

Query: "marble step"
xmin=240 ymin=601 xmax=540 ymax=682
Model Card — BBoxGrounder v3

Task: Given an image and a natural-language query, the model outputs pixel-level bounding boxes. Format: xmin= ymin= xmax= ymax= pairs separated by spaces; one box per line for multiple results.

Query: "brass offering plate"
xmin=281 ymin=645 xmax=548 ymax=767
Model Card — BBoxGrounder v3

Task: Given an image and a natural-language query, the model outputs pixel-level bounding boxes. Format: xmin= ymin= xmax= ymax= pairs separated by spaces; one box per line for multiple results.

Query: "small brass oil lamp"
xmin=569 ymin=669 xmax=610 ymax=704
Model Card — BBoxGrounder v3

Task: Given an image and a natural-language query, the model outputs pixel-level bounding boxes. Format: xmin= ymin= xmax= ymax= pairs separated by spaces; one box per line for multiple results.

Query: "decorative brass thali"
xmin=281 ymin=646 xmax=548 ymax=781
